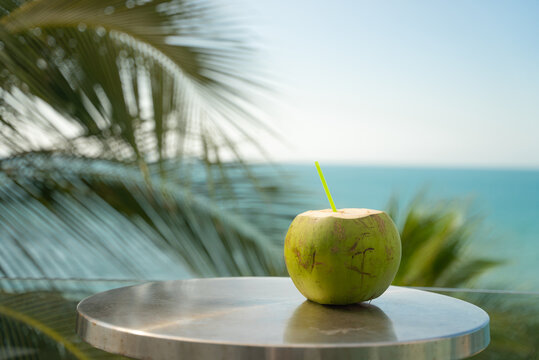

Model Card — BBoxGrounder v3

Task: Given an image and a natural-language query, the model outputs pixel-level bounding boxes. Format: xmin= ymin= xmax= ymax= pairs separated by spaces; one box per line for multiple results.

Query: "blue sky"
xmin=237 ymin=0 xmax=539 ymax=168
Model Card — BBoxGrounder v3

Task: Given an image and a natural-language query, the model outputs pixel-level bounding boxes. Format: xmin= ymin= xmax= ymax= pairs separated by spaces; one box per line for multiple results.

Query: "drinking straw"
xmin=315 ymin=161 xmax=337 ymax=212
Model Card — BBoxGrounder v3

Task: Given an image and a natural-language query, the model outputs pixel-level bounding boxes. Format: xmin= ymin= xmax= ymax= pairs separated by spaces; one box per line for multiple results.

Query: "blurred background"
xmin=0 ymin=0 xmax=537 ymax=359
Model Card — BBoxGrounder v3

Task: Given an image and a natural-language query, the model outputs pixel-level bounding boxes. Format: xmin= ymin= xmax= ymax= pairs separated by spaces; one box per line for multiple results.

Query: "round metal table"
xmin=76 ymin=277 xmax=489 ymax=359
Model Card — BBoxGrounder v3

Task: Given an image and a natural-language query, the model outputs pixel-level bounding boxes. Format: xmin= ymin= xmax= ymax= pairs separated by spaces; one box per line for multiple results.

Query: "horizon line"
xmin=249 ymin=160 xmax=539 ymax=172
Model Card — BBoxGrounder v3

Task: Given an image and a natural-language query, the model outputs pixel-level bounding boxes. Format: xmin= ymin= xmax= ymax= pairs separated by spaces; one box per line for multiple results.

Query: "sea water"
xmin=279 ymin=164 xmax=539 ymax=291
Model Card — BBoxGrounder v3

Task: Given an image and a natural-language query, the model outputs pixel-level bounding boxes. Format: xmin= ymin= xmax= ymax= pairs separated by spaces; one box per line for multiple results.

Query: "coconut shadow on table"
xmin=284 ymin=300 xmax=397 ymax=344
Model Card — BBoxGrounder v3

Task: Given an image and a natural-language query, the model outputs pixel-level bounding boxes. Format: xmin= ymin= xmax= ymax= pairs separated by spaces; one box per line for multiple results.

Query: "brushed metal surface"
xmin=76 ymin=277 xmax=489 ymax=359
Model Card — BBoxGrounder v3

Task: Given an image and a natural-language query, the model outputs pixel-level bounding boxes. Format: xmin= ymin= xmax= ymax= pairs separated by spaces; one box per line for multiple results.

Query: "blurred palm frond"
xmin=448 ymin=291 xmax=539 ymax=360
xmin=388 ymin=194 xmax=503 ymax=288
xmin=0 ymin=0 xmax=290 ymax=358
xmin=0 ymin=154 xmax=285 ymax=293
xmin=0 ymin=289 xmax=127 ymax=359
xmin=0 ymin=0 xmax=272 ymax=165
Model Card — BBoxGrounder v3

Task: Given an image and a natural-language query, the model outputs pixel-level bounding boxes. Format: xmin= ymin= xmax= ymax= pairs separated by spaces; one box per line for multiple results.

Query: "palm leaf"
xmin=0 ymin=153 xmax=284 ymax=288
xmin=0 ymin=285 xmax=130 ymax=359
xmin=0 ymin=0 xmax=274 ymax=165
xmin=390 ymin=194 xmax=503 ymax=287
xmin=440 ymin=290 xmax=539 ymax=360
xmin=0 ymin=1 xmax=288 ymax=357
xmin=152 ymin=160 xmax=304 ymax=245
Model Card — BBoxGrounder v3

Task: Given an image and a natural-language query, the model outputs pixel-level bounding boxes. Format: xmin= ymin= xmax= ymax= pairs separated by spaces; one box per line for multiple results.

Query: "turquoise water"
xmin=281 ymin=164 xmax=539 ymax=291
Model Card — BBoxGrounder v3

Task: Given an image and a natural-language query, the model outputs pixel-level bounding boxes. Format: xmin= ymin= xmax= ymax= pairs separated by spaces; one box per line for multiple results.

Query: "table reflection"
xmin=284 ymin=300 xmax=396 ymax=344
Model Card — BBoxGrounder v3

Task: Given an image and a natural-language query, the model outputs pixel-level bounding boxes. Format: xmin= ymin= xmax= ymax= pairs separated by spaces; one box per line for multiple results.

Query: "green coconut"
xmin=284 ymin=208 xmax=401 ymax=305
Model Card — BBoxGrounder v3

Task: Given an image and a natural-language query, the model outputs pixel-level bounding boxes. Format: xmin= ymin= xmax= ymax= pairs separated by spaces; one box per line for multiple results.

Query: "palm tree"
xmin=0 ymin=0 xmax=293 ymax=357
xmin=0 ymin=0 xmax=290 ymax=277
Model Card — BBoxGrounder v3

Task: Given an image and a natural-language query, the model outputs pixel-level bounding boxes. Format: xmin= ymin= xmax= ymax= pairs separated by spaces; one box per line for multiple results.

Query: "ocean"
xmin=279 ymin=164 xmax=539 ymax=291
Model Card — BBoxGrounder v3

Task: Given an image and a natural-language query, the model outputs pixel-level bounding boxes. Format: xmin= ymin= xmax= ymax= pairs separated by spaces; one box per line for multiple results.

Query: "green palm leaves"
xmin=0 ymin=0 xmax=285 ymax=281
xmin=388 ymin=195 xmax=502 ymax=287
xmin=0 ymin=1 xmax=283 ymax=357
xmin=0 ymin=155 xmax=284 ymax=280
xmin=0 ymin=0 xmax=267 ymax=164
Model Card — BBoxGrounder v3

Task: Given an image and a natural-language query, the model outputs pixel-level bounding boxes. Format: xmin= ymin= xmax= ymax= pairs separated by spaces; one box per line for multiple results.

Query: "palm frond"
xmin=0 ymin=287 xmax=128 ymax=359
xmin=444 ymin=291 xmax=539 ymax=360
xmin=150 ymin=160 xmax=305 ymax=245
xmin=0 ymin=0 xmax=274 ymax=165
xmin=390 ymin=195 xmax=503 ymax=287
xmin=438 ymin=259 xmax=502 ymax=288
xmin=0 ymin=154 xmax=284 ymax=289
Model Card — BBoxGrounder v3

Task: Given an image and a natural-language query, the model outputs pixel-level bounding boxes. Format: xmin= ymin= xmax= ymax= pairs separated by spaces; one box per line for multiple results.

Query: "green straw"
xmin=315 ymin=161 xmax=337 ymax=212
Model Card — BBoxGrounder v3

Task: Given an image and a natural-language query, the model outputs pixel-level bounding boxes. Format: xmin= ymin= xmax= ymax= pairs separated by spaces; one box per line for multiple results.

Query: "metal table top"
xmin=76 ymin=277 xmax=489 ymax=360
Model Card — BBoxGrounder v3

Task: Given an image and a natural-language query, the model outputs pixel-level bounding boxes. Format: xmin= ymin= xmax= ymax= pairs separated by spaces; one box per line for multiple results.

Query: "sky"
xmin=236 ymin=0 xmax=539 ymax=168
